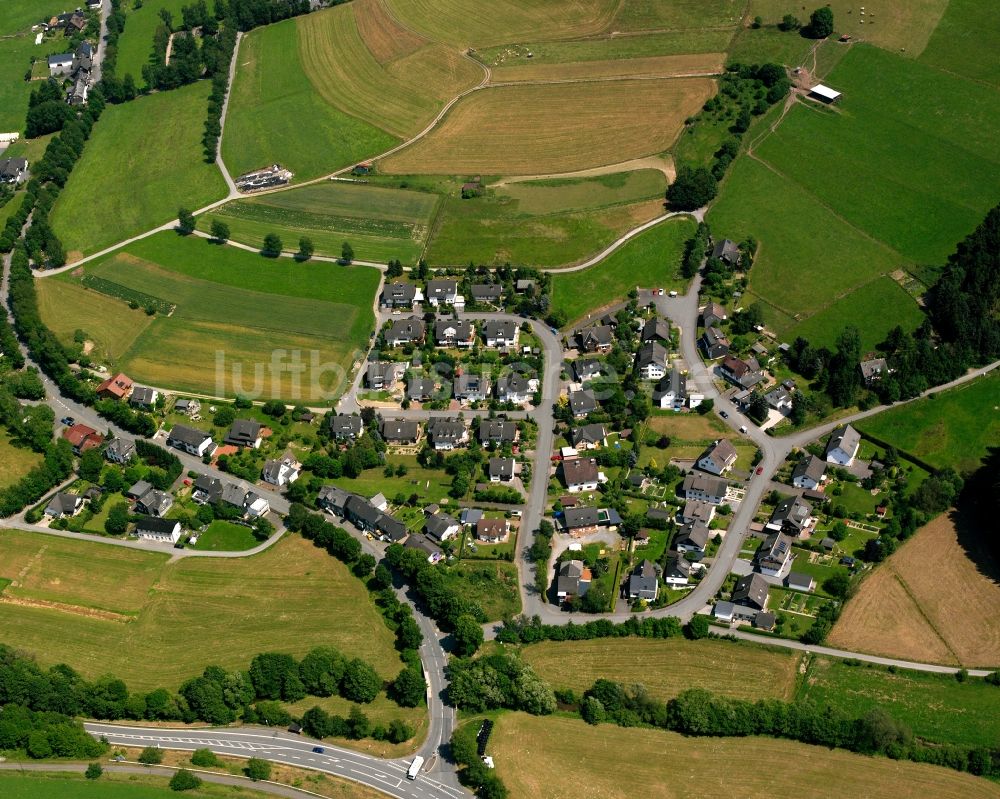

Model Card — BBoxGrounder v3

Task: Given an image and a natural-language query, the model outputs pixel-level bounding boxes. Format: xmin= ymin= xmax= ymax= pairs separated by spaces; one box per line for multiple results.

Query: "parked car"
xmin=756 ymin=466 xmax=764 ymax=475
xmin=719 ymin=410 xmax=729 ymax=419
xmin=60 ymin=416 xmax=75 ymax=426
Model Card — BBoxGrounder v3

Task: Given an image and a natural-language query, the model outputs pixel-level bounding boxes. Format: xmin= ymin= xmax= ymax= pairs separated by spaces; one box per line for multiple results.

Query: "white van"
xmin=407 ymin=755 xmax=425 ymax=780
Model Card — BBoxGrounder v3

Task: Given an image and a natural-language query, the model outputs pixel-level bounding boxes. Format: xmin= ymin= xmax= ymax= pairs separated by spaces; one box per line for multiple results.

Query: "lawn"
xmin=520 ymin=637 xmax=800 ymax=701
xmin=550 ymin=216 xmax=694 ymax=325
xmin=920 ymin=0 xmax=1000 ymax=87
xmin=0 ymin=430 xmax=43 ymax=489
xmin=0 ymin=774 xmax=278 ymax=799
xmin=51 ymin=231 xmax=380 ymax=401
xmin=858 ymin=371 xmax=1000 ymax=474
xmin=798 ymin=656 xmax=1000 ymax=749
xmin=0 ymin=530 xmax=406 ymax=690
xmin=223 ymin=16 xmax=397 ymax=183
xmin=200 ymin=180 xmax=439 ymax=264
xmin=50 ymin=82 xmax=228 ymax=259
xmin=491 ymin=713 xmax=998 ymax=799
xmin=115 ymin=0 xmax=189 ymax=83
xmin=322 ymin=454 xmax=454 ymax=506
xmin=440 ymin=560 xmax=520 ymax=621
xmin=381 ymin=78 xmax=714 ymax=176
xmin=191 ymin=520 xmax=258 ymax=551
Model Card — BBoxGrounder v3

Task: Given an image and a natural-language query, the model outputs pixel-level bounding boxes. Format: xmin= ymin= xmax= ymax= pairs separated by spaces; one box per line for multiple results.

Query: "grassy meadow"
xmin=47 ymin=231 xmax=379 ymax=400
xmin=0 ymin=431 xmax=43 ymax=489
xmin=223 ymin=17 xmax=397 ymax=182
xmin=520 ymin=637 xmax=801 ymax=701
xmin=200 ymin=180 xmax=439 ymax=264
xmin=489 ymin=52 xmax=725 ymax=83
xmin=50 ymin=82 xmax=227 ymax=259
xmin=0 ymin=13 xmax=74 ymax=132
xmin=550 ymin=216 xmax=694 ymax=325
xmin=920 ymin=0 xmax=1000 ymax=87
xmin=0 ymin=530 xmax=406 ymax=690
xmin=491 ymin=713 xmax=1000 ymax=799
xmin=115 ymin=0 xmax=189 ymax=83
xmin=190 ymin=520 xmax=259 ymax=551
xmin=0 ymin=774 xmax=279 ymax=799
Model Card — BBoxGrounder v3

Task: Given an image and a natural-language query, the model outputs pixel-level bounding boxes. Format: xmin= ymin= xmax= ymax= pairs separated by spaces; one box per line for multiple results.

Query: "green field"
xmin=0 ymin=22 xmax=70 ymax=132
xmin=201 ymin=180 xmax=439 ymax=264
xmin=442 ymin=560 xmax=520 ymax=621
xmin=51 ymin=82 xmax=227 ymax=258
xmin=799 ymin=657 xmax=1000 ymax=749
xmin=550 ymin=216 xmax=694 ymax=325
xmin=47 ymin=231 xmax=379 ymax=400
xmin=191 ymin=520 xmax=259 ymax=551
xmin=0 ymin=530 xmax=406 ymax=690
xmin=322 ymin=454 xmax=454 ymax=506
xmin=0 ymin=430 xmax=42 ymax=489
xmin=223 ymin=17 xmax=397 ymax=183
xmin=521 ymin=637 xmax=801 ymax=701
xmin=4 ymin=0 xmax=71 ymax=33
xmin=611 ymin=0 xmax=743 ymax=31
xmin=0 ymin=774 xmax=276 ymax=799
xmin=920 ymin=0 xmax=1000 ymax=87
xmin=858 ymin=371 xmax=1000 ymax=474
xmin=115 ymin=0 xmax=189 ymax=83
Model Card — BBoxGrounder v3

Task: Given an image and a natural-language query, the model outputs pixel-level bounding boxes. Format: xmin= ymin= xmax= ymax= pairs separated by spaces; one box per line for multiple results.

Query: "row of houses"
xmin=381 ymin=279 xmax=537 ymax=312
xmin=47 ymin=41 xmax=95 ymax=106
xmin=368 ymin=363 xmax=536 ymax=405
xmin=384 ymin=316 xmax=520 ymax=350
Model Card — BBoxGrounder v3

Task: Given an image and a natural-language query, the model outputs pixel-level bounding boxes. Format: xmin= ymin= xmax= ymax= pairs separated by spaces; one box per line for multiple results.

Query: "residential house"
xmin=641 ymin=317 xmax=671 ymax=344
xmin=317 ymin=485 xmax=351 ymax=517
xmin=407 ymin=376 xmax=437 ymax=403
xmin=653 ymin=366 xmax=687 ymax=411
xmin=825 ymin=424 xmax=861 ymax=466
xmin=366 ymin=361 xmax=398 ymax=390
xmin=68 ymin=74 xmax=88 ymax=106
xmin=471 ymin=284 xmax=502 ymax=305
xmin=262 ymin=453 xmax=300 ymax=487
xmin=701 ymin=301 xmax=728 ymax=328
xmin=135 ymin=489 xmax=173 ymax=518
xmin=515 ymin=279 xmax=536 ymax=294
xmin=755 ymin=532 xmax=795 ymax=577
xmin=73 ymin=41 xmax=93 ymax=73
xmin=628 ymin=471 xmax=649 ymax=491
xmin=699 ymin=326 xmax=730 ymax=359
xmin=385 ymin=316 xmax=425 ymax=347
xmin=380 ymin=419 xmax=420 ymax=445
xmin=344 ymin=494 xmax=382 ymax=533
xmin=245 ymin=492 xmax=270 ymax=520
xmin=44 ymin=492 xmax=83 ymax=518
xmin=786 ymin=572 xmax=815 ymax=593
xmin=191 ymin=475 xmax=223 ymax=504
xmin=479 ymin=418 xmax=518 ymax=446
xmin=426 ymin=279 xmax=458 ymax=307
xmin=453 ymin=373 xmax=489 ymax=402
xmin=133 ymin=516 xmax=182 ymax=544
xmin=63 ymin=423 xmax=102 ymax=453
xmin=48 ymin=52 xmax=75 ymax=76
xmin=859 ymin=357 xmax=888 ymax=385
xmin=404 ymin=533 xmax=443 ymax=563
xmin=220 ymin=483 xmax=250 ymax=511
xmin=377 ymin=513 xmax=408 ymax=543
xmin=562 ymin=506 xmax=601 ymax=535
xmin=754 ymin=611 xmax=777 ymax=631
xmin=425 ymin=512 xmax=460 ymax=542
xmin=711 ymin=239 xmax=741 ymax=266
xmin=496 ymin=372 xmax=531 ymax=404
xmin=482 ymin=319 xmax=519 ymax=348
xmin=460 ymin=508 xmax=484 ymax=526
xmin=719 ymin=355 xmax=764 ymax=389
xmin=104 ymin=437 xmax=135 ymax=464
xmin=577 ymin=325 xmax=614 ymax=354
xmin=561 ymin=457 xmax=600 ymax=493
xmin=628 ymin=560 xmax=660 ymax=601
xmin=732 ymin=573 xmax=769 ymax=614
xmin=663 ymin=552 xmax=691 ymax=587
xmin=426 ymin=417 xmax=468 ymax=450
xmin=125 ymin=480 xmax=153 ymax=500
xmin=330 ymin=414 xmax=364 ymax=442
xmin=679 ymin=500 xmax=715 ymax=526
xmin=764 ymin=387 xmax=792 ymax=411
xmin=568 ymin=389 xmax=597 ymax=418
xmin=674 ymin=520 xmax=711 ymax=559
xmin=766 ymin=497 xmax=813 ymax=536
xmin=572 ymin=358 xmax=602 ymax=382
xmin=476 ymin=518 xmax=510 ymax=543
xmin=129 ymin=386 xmax=158 ymax=410
xmin=381 ymin=282 xmax=420 ymax=309
xmin=792 ymin=455 xmax=826 ymax=490
xmin=174 ymin=398 xmax=200 ymax=417
xmin=168 ymin=424 xmax=216 ymax=457
xmin=224 ymin=419 xmax=263 ymax=449
xmin=637 ymin=341 xmax=668 ymax=381
xmin=556 ymin=559 xmax=591 ymax=604
xmin=714 ymin=601 xmax=736 ymax=623
xmin=570 ymin=423 xmax=607 ymax=449
xmin=682 ymin=473 xmax=728 ymax=505
xmin=697 ymin=439 xmax=738 ymax=476
xmin=434 ymin=318 xmax=475 ymax=348
xmin=0 ymin=157 xmax=28 ymax=185
xmin=488 ymin=457 xmax=515 ymax=482
xmin=96 ymin=372 xmax=134 ymax=401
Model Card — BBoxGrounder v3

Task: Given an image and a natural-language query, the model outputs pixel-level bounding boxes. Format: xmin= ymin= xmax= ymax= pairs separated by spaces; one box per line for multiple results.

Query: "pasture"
xmin=0 ymin=23 xmax=71 ymax=132
xmin=115 ymin=0 xmax=189 ymax=82
xmin=50 ymin=82 xmax=227 ymax=259
xmin=0 ymin=530 xmax=406 ymax=691
xmin=491 ymin=713 xmax=1000 ymax=799
xmin=920 ymin=0 xmax=1000 ymax=88
xmin=858 ymin=371 xmax=1000 ymax=474
xmin=611 ymin=0 xmax=744 ymax=32
xmin=297 ymin=2 xmax=482 ymax=139
xmin=0 ymin=774 xmax=278 ymax=799
xmin=223 ymin=18 xmax=397 ymax=183
xmin=799 ymin=656 xmax=1000 ymax=749
xmin=201 ymin=180 xmax=439 ymax=264
xmin=380 ymin=79 xmax=714 ymax=176
xmin=549 ymin=216 xmax=694 ymax=325
xmin=829 ymin=513 xmax=1000 ymax=667
xmin=0 ymin=431 xmax=43 ymax=489
xmin=520 ymin=638 xmax=800 ymax=701
xmin=4 ymin=0 xmax=71 ymax=34
xmin=54 ymin=231 xmax=380 ymax=401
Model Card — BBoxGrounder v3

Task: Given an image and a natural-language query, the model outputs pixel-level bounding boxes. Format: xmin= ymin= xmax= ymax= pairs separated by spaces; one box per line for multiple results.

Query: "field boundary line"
xmin=889 ymin=566 xmax=963 ymax=666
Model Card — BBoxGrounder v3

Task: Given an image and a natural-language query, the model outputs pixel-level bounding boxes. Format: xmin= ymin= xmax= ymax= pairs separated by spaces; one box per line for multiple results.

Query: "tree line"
xmin=495 ymin=614 xmax=685 ymax=645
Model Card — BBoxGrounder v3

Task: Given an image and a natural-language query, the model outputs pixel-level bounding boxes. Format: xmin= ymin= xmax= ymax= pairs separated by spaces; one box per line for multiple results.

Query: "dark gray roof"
xmin=732 ymin=573 xmax=769 ymax=609
xmin=193 ymin=475 xmax=223 ymax=501
xmin=471 ymin=284 xmax=502 ymax=301
xmin=675 ymin=520 xmax=711 ymax=550
xmin=563 ymin=506 xmax=600 ymax=529
xmin=562 ymin=457 xmax=599 ymax=486
xmin=642 ymin=317 xmax=671 ymax=342
xmin=425 ymin=512 xmax=458 ymax=540
xmin=383 ymin=282 xmax=416 ymax=304
xmin=426 ymin=417 xmax=467 ymax=444
xmin=557 ymin=559 xmax=587 ymax=595
xmin=221 ymin=483 xmax=248 ymax=507
xmin=569 ymin=389 xmax=597 ymax=416
xmin=488 ymin=457 xmax=515 ymax=480
xmin=330 ymin=414 xmax=364 ymax=438
xmin=637 ymin=340 xmax=668 ymax=369
xmin=386 ymin=316 xmax=425 ymax=343
xmin=786 ymin=571 xmax=814 ymax=590
xmin=345 ymin=494 xmax=381 ymax=525
xmin=134 ymin=515 xmax=180 ymax=535
xmin=168 ymin=424 xmax=211 ymax=447
xmin=570 ymin=423 xmax=606 ymax=447
xmin=664 ymin=552 xmax=691 ymax=579
xmin=770 ymin=497 xmax=813 ymax=530
xmin=317 ymin=485 xmax=351 ymax=510
xmin=454 ymin=373 xmax=487 ymax=396
xmin=629 ymin=559 xmax=659 ymax=596
xmin=711 ymin=239 xmax=740 ymax=262
xmin=225 ymin=419 xmax=261 ymax=446
xmin=572 ymin=358 xmax=602 ymax=381
xmin=792 ymin=454 xmax=826 ymax=483
xmin=578 ymin=325 xmax=614 ymax=348
xmin=482 ymin=319 xmax=518 ymax=342
xmin=130 ymin=386 xmax=157 ymax=406
xmin=105 ymin=438 xmax=136 ymax=461
xmin=380 ymin=419 xmax=420 ymax=441
xmin=497 ymin=372 xmax=530 ymax=397
xmin=479 ymin=418 xmax=517 ymax=444
xmin=404 ymin=533 xmax=442 ymax=557
xmin=826 ymin=425 xmax=861 ymax=457
xmin=47 ymin=492 xmax=81 ymax=515
xmin=378 ymin=514 xmax=409 ymax=541
xmin=426 ymin=279 xmax=457 ymax=300
xmin=435 ymin=318 xmax=474 ymax=342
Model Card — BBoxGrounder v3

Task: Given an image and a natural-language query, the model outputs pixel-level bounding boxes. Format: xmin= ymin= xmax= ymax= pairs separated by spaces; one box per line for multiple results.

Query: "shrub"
xmin=190 ymin=748 xmax=218 ymax=767
xmin=169 ymin=769 xmax=202 ymax=791
xmin=138 ymin=746 xmax=163 ymax=764
xmin=85 ymin=763 xmax=103 ymax=780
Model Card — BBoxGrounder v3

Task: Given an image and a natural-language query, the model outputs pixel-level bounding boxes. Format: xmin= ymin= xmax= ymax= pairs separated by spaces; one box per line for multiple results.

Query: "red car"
xmin=755 ymin=466 xmax=764 ymax=475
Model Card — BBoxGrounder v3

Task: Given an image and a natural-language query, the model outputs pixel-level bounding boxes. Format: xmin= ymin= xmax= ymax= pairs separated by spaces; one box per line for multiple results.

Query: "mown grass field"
xmin=491 ymin=713 xmax=1000 ymax=799
xmin=200 ymin=180 xmax=439 ymax=264
xmin=297 ymin=1 xmax=482 ymax=139
xmin=50 ymin=231 xmax=379 ymax=400
xmin=489 ymin=52 xmax=725 ymax=83
xmin=550 ymin=216 xmax=694 ymax=325
xmin=0 ymin=16 xmax=73 ymax=132
xmin=520 ymin=638 xmax=800 ymax=701
xmin=223 ymin=17 xmax=397 ymax=183
xmin=920 ymin=0 xmax=1000 ymax=87
xmin=799 ymin=655 xmax=1000 ymax=749
xmin=191 ymin=520 xmax=258 ymax=551
xmin=115 ymin=0 xmax=189 ymax=82
xmin=381 ymin=79 xmax=714 ymax=175
xmin=611 ymin=0 xmax=743 ymax=32
xmin=50 ymin=82 xmax=227 ymax=259
xmin=858 ymin=371 xmax=1000 ymax=473
xmin=0 ymin=431 xmax=43 ymax=489
xmin=0 ymin=530 xmax=406 ymax=690
xmin=830 ymin=513 xmax=1000 ymax=668
xmin=0 ymin=774 xmax=279 ymax=799
xmin=4 ymin=0 xmax=71 ymax=33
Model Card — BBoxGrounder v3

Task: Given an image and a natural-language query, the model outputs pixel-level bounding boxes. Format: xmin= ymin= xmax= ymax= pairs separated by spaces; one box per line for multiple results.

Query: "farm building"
xmin=808 ymin=84 xmax=842 ymax=104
